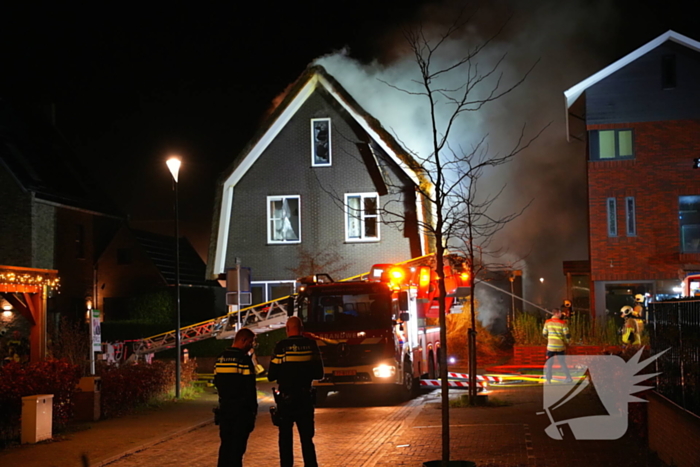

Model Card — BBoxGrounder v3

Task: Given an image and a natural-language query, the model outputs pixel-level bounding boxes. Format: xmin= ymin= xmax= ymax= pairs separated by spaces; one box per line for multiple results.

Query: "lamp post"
xmin=166 ymin=156 xmax=182 ymax=399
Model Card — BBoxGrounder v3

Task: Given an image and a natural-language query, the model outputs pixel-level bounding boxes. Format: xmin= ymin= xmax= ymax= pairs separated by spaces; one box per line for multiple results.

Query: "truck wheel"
xmin=401 ymin=367 xmax=417 ymax=400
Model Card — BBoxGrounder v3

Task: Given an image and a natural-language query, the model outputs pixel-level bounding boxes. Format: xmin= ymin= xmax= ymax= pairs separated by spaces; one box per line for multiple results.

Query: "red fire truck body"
xmin=294 ymin=259 xmax=469 ymax=400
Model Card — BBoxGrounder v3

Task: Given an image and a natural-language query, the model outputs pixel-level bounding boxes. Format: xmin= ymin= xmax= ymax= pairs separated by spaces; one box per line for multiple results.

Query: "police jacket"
xmin=214 ymin=347 xmax=258 ymax=415
xmin=268 ymin=335 xmax=324 ymax=395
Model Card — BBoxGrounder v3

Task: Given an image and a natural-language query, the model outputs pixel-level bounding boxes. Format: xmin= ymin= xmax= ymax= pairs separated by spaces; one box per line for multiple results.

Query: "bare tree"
xmin=379 ymin=12 xmax=548 ymax=464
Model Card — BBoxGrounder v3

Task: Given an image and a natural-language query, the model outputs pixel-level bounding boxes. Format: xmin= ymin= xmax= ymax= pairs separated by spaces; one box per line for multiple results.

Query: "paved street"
xmin=98 ymin=383 xmax=663 ymax=467
xmin=103 ymin=384 xmax=426 ymax=467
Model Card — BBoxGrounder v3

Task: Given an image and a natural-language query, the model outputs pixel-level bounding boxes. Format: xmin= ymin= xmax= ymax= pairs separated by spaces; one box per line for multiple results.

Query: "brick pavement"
xmin=0 ymin=382 xmax=668 ymax=467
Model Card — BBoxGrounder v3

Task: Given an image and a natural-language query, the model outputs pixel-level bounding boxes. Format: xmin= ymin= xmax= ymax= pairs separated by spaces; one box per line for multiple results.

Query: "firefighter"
xmin=633 ymin=293 xmax=647 ymax=322
xmin=561 ymin=299 xmax=574 ymax=321
xmin=620 ymin=305 xmax=644 ymax=347
xmin=542 ymin=308 xmax=573 ymax=384
xmin=213 ymin=327 xmax=258 ymax=467
xmin=268 ymin=316 xmax=324 ymax=467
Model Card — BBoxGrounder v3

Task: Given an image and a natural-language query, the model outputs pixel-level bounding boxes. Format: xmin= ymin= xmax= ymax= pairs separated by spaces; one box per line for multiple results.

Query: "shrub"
xmin=512 ymin=312 xmax=626 ymax=346
xmin=96 ymin=358 xmax=197 ymax=418
xmin=0 ymin=359 xmax=81 ymax=446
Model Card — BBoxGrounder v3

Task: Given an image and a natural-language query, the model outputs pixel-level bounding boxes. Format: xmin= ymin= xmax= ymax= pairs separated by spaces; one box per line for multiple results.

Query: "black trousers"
xmin=278 ymin=403 xmax=317 ymax=467
xmin=218 ymin=416 xmax=255 ymax=467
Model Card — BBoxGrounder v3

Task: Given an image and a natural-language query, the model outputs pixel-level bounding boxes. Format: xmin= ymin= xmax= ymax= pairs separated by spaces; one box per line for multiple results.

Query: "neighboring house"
xmin=207 ymin=65 xmax=431 ymax=304
xmin=98 ymin=226 xmax=223 ymax=324
xmin=0 ymin=99 xmax=123 ymax=361
xmin=563 ymin=30 xmax=700 ymax=318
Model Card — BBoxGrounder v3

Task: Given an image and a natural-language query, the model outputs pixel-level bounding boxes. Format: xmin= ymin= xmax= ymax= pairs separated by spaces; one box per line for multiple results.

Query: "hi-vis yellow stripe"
xmin=215 ymin=362 xmax=253 ymax=375
xmin=271 ymin=350 xmax=314 ymax=364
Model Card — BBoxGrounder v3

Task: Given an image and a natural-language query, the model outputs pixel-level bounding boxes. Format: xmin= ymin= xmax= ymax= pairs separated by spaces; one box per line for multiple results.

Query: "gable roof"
xmin=131 ymin=229 xmax=218 ymax=287
xmin=0 ymin=99 xmax=122 ymax=216
xmin=563 ymin=30 xmax=700 ymax=140
xmin=208 ymin=65 xmax=430 ymax=276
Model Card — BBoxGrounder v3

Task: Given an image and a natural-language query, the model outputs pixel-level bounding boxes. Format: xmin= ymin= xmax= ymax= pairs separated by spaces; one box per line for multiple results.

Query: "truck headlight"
xmin=372 ymin=364 xmax=396 ymax=378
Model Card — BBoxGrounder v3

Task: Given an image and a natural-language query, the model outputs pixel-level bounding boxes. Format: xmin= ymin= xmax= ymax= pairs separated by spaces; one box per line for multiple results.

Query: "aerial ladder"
xmin=117 ymin=254 xmax=460 ymax=361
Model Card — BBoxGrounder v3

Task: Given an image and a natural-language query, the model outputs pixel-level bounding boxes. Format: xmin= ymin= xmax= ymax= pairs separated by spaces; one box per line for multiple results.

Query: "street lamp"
xmin=166 ymin=156 xmax=182 ymax=399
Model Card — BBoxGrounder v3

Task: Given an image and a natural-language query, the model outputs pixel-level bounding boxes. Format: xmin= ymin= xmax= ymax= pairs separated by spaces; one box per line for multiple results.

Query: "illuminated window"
xmin=625 ymin=197 xmax=636 ymax=236
xmin=590 ymin=129 xmax=634 ymax=160
xmin=311 ymin=118 xmax=331 ymax=166
xmin=607 ymin=197 xmax=617 ymax=237
xmin=345 ymin=193 xmax=379 ymax=241
xmin=679 ymin=195 xmax=700 ymax=253
xmin=267 ymin=195 xmax=301 ymax=243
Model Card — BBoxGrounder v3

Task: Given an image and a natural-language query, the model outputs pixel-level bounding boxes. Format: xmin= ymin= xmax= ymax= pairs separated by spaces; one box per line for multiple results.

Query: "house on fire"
xmin=206 ymin=66 xmax=432 ymax=304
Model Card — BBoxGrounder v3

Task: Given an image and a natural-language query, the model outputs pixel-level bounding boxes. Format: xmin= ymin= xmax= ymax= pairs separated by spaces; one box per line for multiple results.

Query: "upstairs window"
xmin=311 ymin=118 xmax=331 ymax=166
xmin=662 ymin=54 xmax=676 ymax=89
xmin=625 ymin=196 xmax=637 ymax=236
xmin=607 ymin=197 xmax=617 ymax=237
xmin=590 ymin=129 xmax=634 ymax=160
xmin=268 ymin=195 xmax=301 ymax=243
xmin=345 ymin=193 xmax=379 ymax=242
xmin=680 ymin=195 xmax=700 ymax=253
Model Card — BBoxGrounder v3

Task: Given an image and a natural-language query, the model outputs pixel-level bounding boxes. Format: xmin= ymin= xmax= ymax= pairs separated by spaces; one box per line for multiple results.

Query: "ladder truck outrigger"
xmin=290 ymin=254 xmax=472 ymax=403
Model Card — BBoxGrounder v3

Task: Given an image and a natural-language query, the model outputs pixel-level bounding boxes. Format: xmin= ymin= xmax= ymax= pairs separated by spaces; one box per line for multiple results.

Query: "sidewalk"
xmin=0 ymin=389 xmax=219 ymax=467
xmin=0 ymin=381 xmax=665 ymax=467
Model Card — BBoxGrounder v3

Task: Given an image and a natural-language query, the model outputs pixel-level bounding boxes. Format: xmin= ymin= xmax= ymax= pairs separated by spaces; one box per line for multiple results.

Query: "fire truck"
xmin=292 ymin=255 xmax=470 ymax=402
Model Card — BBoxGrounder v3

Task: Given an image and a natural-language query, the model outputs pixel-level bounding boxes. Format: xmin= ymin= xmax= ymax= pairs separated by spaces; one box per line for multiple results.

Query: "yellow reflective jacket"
xmin=542 ymin=318 xmax=571 ymax=352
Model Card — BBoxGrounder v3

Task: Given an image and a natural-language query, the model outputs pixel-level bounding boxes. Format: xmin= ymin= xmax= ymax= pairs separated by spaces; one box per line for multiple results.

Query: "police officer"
xmin=268 ymin=316 xmax=324 ymax=467
xmin=214 ymin=327 xmax=258 ymax=467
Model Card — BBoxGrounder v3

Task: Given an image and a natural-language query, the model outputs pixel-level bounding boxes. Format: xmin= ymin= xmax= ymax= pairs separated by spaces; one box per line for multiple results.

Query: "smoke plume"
xmin=315 ymin=0 xmax=627 ymax=325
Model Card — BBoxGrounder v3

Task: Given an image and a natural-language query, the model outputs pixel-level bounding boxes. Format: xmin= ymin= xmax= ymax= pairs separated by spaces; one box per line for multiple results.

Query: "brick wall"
xmin=0 ymin=163 xmax=32 ymax=266
xmin=587 ymin=119 xmax=700 ymax=281
xmin=647 ymin=391 xmax=700 ymax=467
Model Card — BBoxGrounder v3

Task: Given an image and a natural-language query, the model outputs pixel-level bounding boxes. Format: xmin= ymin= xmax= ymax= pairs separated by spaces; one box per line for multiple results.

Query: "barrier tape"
xmin=446 ymin=372 xmax=500 ymax=383
xmin=420 ymin=379 xmax=484 ymax=388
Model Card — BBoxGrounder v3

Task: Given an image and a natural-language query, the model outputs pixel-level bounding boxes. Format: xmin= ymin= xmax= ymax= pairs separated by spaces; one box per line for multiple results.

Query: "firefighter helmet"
xmin=635 ymin=294 xmax=645 ymax=303
xmin=620 ymin=306 xmax=634 ymax=317
xmin=563 ymin=299 xmax=572 ymax=308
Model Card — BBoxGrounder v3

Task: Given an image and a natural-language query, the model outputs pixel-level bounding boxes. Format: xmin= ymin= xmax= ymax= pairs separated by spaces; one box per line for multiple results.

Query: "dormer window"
xmin=589 ymin=129 xmax=634 ymax=160
xmin=311 ymin=118 xmax=331 ymax=166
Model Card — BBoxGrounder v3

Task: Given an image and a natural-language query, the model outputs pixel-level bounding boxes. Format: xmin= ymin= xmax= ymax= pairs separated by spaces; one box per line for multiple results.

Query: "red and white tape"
xmin=420 ymin=379 xmax=484 ymax=388
xmin=446 ymin=372 xmax=500 ymax=383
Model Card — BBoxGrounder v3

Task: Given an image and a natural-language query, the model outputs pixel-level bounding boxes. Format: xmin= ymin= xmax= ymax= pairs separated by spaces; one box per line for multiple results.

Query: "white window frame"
xmin=345 ymin=192 xmax=380 ymax=242
xmin=625 ymin=196 xmax=636 ymax=237
xmin=267 ymin=195 xmax=301 ymax=244
xmin=311 ymin=118 xmax=331 ymax=167
xmin=607 ymin=197 xmax=618 ymax=237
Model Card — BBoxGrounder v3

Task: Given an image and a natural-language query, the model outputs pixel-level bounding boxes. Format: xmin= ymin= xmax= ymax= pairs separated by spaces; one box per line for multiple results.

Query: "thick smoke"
xmin=315 ymin=0 xmax=624 ymax=327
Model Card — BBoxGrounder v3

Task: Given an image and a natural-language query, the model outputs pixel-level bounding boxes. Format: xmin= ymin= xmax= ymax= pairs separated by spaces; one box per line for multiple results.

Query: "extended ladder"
xmin=129 ymin=296 xmax=291 ymax=357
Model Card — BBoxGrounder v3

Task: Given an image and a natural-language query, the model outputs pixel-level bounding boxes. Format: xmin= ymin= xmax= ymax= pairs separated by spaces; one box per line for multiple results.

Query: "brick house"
xmin=564 ymin=30 xmax=700 ymax=318
xmin=207 ymin=66 xmax=431 ymax=303
xmin=97 ymin=226 xmax=223 ymax=324
xmin=0 ymin=101 xmax=123 ymax=361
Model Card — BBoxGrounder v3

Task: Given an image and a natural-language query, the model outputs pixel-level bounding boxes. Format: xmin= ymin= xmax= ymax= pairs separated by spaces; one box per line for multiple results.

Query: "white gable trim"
xmin=213 ymin=70 xmax=425 ymax=274
xmin=213 ymin=185 xmax=234 ymax=275
xmin=563 ymin=30 xmax=700 ymax=140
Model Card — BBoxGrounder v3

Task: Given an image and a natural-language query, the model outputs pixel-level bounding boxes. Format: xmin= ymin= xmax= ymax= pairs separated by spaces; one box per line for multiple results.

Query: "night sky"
xmin=0 ymin=0 xmax=696 ymax=307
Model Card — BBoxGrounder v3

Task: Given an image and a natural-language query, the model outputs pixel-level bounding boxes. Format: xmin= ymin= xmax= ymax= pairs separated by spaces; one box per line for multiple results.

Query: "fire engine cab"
xmin=292 ymin=257 xmax=470 ymax=402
